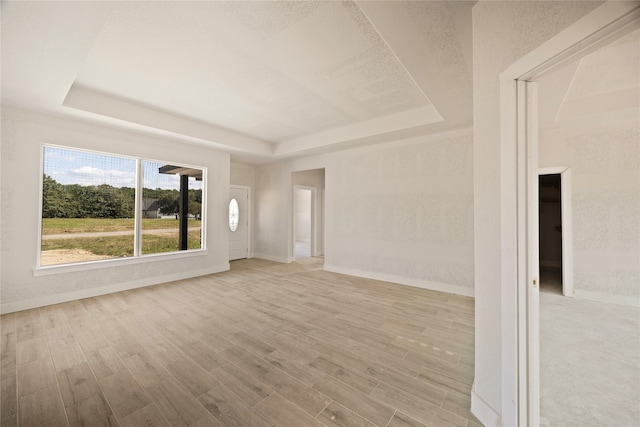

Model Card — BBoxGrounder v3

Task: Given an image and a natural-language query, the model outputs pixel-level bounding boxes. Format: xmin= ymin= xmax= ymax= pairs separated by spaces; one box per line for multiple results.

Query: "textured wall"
xmin=540 ymin=121 xmax=640 ymax=298
xmin=254 ymin=129 xmax=474 ymax=292
xmin=0 ymin=108 xmax=230 ymax=311
xmin=254 ymin=163 xmax=292 ymax=261
xmin=230 ymin=161 xmax=255 ymax=188
xmin=472 ymin=1 xmax=602 ymax=420
xmin=327 ymin=131 xmax=474 ymax=290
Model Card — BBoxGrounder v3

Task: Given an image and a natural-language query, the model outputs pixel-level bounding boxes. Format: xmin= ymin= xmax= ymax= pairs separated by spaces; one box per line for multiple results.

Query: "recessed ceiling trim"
xmin=275 ymin=105 xmax=442 ymax=156
xmin=63 ymin=85 xmax=274 ymax=156
xmin=354 ymin=0 xmax=437 ymax=113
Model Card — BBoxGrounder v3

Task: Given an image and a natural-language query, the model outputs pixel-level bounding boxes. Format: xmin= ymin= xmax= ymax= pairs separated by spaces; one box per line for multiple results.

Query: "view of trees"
xmin=42 ymin=174 xmax=202 ymax=219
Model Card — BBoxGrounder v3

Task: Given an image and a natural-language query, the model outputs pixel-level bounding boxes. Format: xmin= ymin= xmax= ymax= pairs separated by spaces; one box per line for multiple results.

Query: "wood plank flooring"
xmin=0 ymin=257 xmax=480 ymax=427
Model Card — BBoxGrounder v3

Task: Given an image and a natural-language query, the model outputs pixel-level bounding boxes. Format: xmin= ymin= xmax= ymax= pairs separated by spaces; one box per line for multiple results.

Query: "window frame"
xmin=35 ymin=144 xmax=207 ymax=275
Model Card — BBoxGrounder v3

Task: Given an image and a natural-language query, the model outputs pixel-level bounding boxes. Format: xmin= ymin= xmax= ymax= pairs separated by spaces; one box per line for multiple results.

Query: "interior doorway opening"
xmin=538 ymin=174 xmax=562 ymax=295
xmin=294 ymin=187 xmax=313 ymax=259
xmin=503 ymin=5 xmax=639 ymax=425
xmin=229 ymin=185 xmax=250 ymax=261
xmin=291 ymin=168 xmax=325 ymax=262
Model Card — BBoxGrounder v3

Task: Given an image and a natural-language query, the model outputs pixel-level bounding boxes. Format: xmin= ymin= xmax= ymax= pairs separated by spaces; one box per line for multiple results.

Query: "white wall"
xmin=254 ymin=162 xmax=292 ymax=262
xmin=540 ymin=120 xmax=639 ymax=303
xmin=472 ymin=1 xmax=602 ymax=424
xmin=255 ymin=129 xmax=475 ymax=296
xmin=230 ymin=161 xmax=255 ymax=188
xmin=0 ymin=107 xmax=231 ymax=313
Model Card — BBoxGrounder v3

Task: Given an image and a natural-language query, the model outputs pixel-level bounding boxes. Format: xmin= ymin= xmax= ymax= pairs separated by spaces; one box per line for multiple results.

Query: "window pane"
xmin=41 ymin=147 xmax=136 ymax=266
xmin=141 ymin=161 xmax=203 ymax=254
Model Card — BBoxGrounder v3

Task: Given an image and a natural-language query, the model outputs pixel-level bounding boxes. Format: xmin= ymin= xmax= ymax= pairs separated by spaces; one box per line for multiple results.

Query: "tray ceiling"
xmin=2 ymin=1 xmax=475 ymax=162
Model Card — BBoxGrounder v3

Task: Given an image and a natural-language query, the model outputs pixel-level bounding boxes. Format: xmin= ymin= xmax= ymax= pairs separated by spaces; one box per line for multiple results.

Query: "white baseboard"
xmin=471 ymin=387 xmax=502 ymax=427
xmin=323 ymin=264 xmax=474 ymax=298
xmin=0 ymin=264 xmax=230 ymax=314
xmin=574 ymin=289 xmax=639 ymax=308
xmin=253 ymin=253 xmax=293 ymax=264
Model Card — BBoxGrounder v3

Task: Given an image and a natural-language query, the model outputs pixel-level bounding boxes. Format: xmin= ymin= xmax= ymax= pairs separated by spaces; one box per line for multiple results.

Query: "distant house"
xmin=141 ymin=198 xmax=160 ymax=218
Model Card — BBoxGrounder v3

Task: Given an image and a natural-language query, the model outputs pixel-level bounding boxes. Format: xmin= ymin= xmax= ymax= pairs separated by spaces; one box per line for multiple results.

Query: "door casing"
xmin=498 ymin=4 xmax=640 ymax=426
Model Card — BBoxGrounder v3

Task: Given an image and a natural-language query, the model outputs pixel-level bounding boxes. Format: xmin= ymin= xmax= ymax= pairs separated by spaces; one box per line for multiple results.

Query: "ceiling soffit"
xmin=69 ymin=1 xmax=439 ymax=144
xmin=2 ymin=1 xmax=479 ymax=161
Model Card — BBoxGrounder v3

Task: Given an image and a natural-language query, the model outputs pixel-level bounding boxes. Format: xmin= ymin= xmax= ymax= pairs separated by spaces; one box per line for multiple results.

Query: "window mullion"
xmin=134 ymin=158 xmax=143 ymax=257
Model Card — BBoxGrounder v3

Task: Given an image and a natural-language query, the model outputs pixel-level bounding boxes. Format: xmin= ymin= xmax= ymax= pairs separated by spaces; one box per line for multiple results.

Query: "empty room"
xmin=1 ymin=2 xmax=638 ymax=427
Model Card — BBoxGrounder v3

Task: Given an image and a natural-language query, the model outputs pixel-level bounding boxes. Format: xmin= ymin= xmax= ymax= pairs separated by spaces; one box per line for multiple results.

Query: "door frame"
xmin=293 ymin=185 xmax=316 ymax=260
xmin=538 ymin=167 xmax=574 ymax=297
xmin=499 ymin=3 xmax=640 ymax=426
xmin=230 ymin=184 xmax=251 ymax=259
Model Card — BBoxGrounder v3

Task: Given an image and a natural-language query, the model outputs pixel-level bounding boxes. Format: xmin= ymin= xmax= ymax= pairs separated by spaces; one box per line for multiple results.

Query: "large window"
xmin=40 ymin=146 xmax=205 ymax=267
xmin=141 ymin=161 xmax=203 ymax=255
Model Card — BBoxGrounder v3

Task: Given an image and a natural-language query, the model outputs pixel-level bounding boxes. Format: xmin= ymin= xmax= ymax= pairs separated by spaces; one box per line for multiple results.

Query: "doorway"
xmin=504 ymin=5 xmax=640 ymax=425
xmin=538 ymin=169 xmax=574 ymax=297
xmin=291 ymin=168 xmax=325 ymax=262
xmin=538 ymin=174 xmax=562 ymax=294
xmin=293 ymin=186 xmax=314 ymax=260
xmin=229 ymin=185 xmax=249 ymax=261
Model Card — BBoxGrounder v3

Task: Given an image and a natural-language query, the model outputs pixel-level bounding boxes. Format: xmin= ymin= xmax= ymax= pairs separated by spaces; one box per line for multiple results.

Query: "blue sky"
xmin=44 ymin=146 xmax=203 ymax=190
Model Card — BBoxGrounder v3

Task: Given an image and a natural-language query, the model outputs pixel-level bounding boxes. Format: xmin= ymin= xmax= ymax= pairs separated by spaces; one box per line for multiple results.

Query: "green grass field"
xmin=41 ymin=231 xmax=202 ymax=256
xmin=42 ymin=217 xmax=195 ymax=234
xmin=41 ymin=218 xmax=202 ymax=265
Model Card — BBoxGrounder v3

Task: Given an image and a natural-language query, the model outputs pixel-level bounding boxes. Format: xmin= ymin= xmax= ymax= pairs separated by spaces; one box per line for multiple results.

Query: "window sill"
xmin=33 ymin=249 xmax=208 ymax=277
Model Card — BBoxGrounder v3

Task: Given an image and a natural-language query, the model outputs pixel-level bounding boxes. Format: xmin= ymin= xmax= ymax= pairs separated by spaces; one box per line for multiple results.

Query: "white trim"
xmin=471 ymin=387 xmax=503 ymax=427
xmin=558 ymin=169 xmax=573 ymax=298
xmin=34 ymin=249 xmax=208 ymax=276
xmin=230 ymin=184 xmax=251 ymax=259
xmin=499 ymin=75 xmax=519 ymax=427
xmin=537 ymin=166 xmax=565 ymax=175
xmin=37 ymin=146 xmax=46 ymax=268
xmin=253 ymin=253 xmax=293 ymax=264
xmin=323 ymin=264 xmax=474 ymax=298
xmin=319 ymin=188 xmax=325 ymax=257
xmin=4 ymin=263 xmax=229 ymax=314
xmin=524 ymin=82 xmax=540 ymax=426
xmin=574 ymin=290 xmax=640 ymax=308
xmin=199 ymin=167 xmax=208 ymax=251
xmin=503 ymin=3 xmax=640 ymax=81
xmin=134 ymin=159 xmax=143 ymax=257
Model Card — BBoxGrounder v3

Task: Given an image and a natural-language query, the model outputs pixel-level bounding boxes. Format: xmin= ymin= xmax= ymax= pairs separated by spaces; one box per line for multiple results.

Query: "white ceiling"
xmin=1 ymin=1 xmax=474 ymax=163
xmin=4 ymin=2 xmax=635 ymax=163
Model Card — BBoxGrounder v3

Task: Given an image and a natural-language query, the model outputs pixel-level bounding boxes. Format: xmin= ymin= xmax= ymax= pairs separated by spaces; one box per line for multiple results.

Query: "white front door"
xmin=229 ymin=186 xmax=249 ymax=261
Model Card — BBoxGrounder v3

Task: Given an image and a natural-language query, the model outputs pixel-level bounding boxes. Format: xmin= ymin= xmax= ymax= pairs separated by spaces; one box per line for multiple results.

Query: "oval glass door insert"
xmin=229 ymin=198 xmax=239 ymax=232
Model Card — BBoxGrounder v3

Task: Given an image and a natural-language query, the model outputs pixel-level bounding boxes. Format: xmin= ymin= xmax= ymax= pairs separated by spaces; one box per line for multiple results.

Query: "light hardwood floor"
xmin=0 ymin=257 xmax=480 ymax=427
